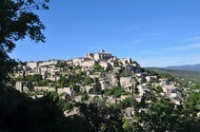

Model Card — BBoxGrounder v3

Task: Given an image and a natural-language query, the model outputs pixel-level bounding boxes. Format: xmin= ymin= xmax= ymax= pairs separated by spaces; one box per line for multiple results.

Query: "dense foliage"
xmin=0 ymin=87 xmax=65 ymax=131
xmin=0 ymin=0 xmax=49 ymax=87
xmin=105 ymin=86 xmax=130 ymax=98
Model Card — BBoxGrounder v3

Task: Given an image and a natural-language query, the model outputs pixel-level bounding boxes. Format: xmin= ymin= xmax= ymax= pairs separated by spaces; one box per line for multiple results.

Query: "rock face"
xmin=99 ymin=74 xmax=118 ymax=90
xmin=120 ymin=77 xmax=137 ymax=89
xmin=125 ymin=107 xmax=135 ymax=117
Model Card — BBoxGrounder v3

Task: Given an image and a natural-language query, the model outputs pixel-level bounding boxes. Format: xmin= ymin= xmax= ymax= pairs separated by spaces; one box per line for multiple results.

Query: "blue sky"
xmin=10 ymin=0 xmax=200 ymax=67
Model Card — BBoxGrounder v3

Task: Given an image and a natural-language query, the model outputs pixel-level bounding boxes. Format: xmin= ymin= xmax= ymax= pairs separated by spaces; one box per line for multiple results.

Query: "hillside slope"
xmin=146 ymin=67 xmax=200 ymax=80
xmin=166 ymin=64 xmax=200 ymax=71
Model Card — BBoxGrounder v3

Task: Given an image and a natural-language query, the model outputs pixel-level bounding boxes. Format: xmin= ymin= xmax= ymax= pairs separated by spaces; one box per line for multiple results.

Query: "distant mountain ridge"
xmin=166 ymin=64 xmax=200 ymax=71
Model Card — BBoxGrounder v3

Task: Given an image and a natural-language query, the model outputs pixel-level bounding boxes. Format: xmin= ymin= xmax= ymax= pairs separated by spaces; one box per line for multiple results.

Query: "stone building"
xmin=99 ymin=61 xmax=112 ymax=70
xmin=119 ymin=58 xmax=132 ymax=65
xmin=120 ymin=77 xmax=137 ymax=89
xmin=15 ymin=81 xmax=23 ymax=92
xmin=85 ymin=49 xmax=113 ymax=61
xmin=27 ymin=61 xmax=38 ymax=70
xmin=81 ymin=59 xmax=97 ymax=70
xmin=38 ymin=60 xmax=58 ymax=67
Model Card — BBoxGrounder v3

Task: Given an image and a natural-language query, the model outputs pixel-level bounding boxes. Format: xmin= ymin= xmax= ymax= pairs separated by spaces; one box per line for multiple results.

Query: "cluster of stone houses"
xmin=14 ymin=50 xmax=182 ymax=108
xmin=66 ymin=49 xmax=137 ymax=71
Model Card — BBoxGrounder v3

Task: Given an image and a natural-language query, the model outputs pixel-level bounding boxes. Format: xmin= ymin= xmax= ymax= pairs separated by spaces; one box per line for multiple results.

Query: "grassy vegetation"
xmin=146 ymin=67 xmax=200 ymax=81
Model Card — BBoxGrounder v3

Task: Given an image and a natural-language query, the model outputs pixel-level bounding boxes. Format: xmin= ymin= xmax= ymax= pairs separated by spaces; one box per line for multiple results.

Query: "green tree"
xmin=57 ymin=61 xmax=67 ymax=71
xmin=77 ymin=101 xmax=124 ymax=132
xmin=191 ymin=82 xmax=200 ymax=89
xmin=93 ymin=64 xmax=104 ymax=72
xmin=184 ymin=92 xmax=200 ymax=111
xmin=131 ymin=93 xmax=200 ymax=132
xmin=81 ymin=90 xmax=89 ymax=101
xmin=155 ymin=85 xmax=163 ymax=93
xmin=83 ymin=76 xmax=94 ymax=85
xmin=88 ymin=78 xmax=102 ymax=95
xmin=0 ymin=52 xmax=17 ymax=87
xmin=0 ymin=0 xmax=49 ymax=88
xmin=25 ymin=74 xmax=42 ymax=82
xmin=0 ymin=87 xmax=67 ymax=131
xmin=120 ymin=97 xmax=135 ymax=109
xmin=105 ymin=86 xmax=127 ymax=98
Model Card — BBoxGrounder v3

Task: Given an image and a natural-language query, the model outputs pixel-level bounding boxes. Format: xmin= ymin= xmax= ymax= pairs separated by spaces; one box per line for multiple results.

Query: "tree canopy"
xmin=0 ymin=0 xmax=49 ymax=88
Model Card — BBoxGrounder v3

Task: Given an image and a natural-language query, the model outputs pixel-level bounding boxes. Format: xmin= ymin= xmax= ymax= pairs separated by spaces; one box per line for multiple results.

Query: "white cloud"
xmin=129 ymin=39 xmax=143 ymax=44
xmin=169 ymin=43 xmax=200 ymax=51
xmin=185 ymin=36 xmax=200 ymax=41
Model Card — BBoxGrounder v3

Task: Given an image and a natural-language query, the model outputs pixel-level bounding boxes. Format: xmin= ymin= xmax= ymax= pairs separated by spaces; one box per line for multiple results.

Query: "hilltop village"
xmin=14 ymin=50 xmax=182 ymax=116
